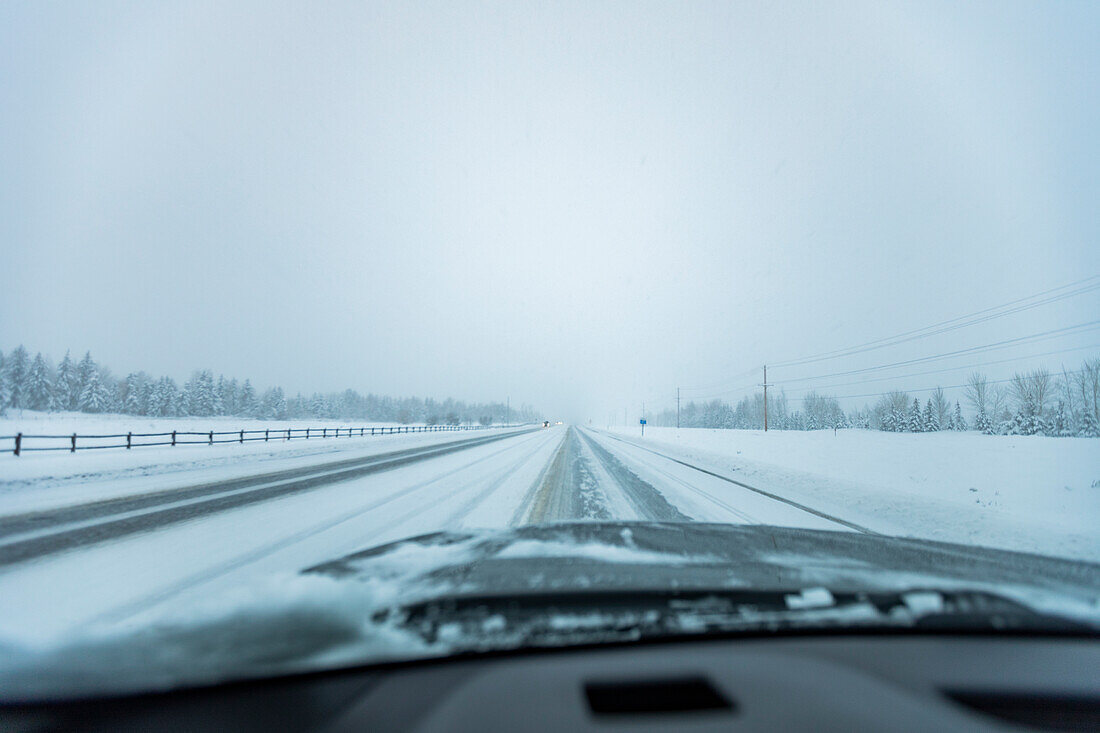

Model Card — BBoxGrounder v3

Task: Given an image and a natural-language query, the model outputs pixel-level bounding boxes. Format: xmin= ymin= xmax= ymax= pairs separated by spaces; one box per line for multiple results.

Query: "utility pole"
xmin=677 ymin=387 xmax=681 ymax=429
xmin=760 ymin=365 xmax=773 ymax=432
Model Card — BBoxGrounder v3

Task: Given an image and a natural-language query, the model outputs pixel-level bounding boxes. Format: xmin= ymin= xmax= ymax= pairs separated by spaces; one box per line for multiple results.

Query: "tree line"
xmin=0 ymin=346 xmax=541 ymax=426
xmin=646 ymin=358 xmax=1100 ymax=437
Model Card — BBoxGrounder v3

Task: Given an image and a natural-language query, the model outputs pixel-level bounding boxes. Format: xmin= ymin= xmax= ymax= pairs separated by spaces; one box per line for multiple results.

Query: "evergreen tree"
xmin=215 ymin=376 xmax=232 ymax=415
xmin=75 ymin=352 xmax=97 ymax=401
xmin=259 ymin=387 xmax=288 ymax=419
xmin=5 ymin=346 xmax=30 ymax=408
xmin=182 ymin=370 xmax=218 ymax=416
xmin=885 ymin=408 xmax=900 ymax=432
xmin=907 ymin=398 xmax=923 ymax=432
xmin=55 ymin=350 xmax=79 ymax=410
xmin=1011 ymin=396 xmax=1040 ymax=436
xmin=239 ymin=379 xmax=258 ymax=417
xmin=123 ymin=373 xmax=146 ymax=415
xmin=952 ymin=401 xmax=966 ymax=431
xmin=226 ymin=378 xmax=241 ymax=415
xmin=974 ymin=408 xmax=993 ymax=434
xmin=923 ymin=399 xmax=939 ymax=432
xmin=148 ymin=377 xmax=176 ymax=416
xmin=1053 ymin=401 xmax=1071 ymax=437
xmin=138 ymin=378 xmax=155 ymax=416
xmin=25 ymin=353 xmax=56 ymax=411
xmin=78 ymin=368 xmax=112 ymax=413
xmin=0 ymin=352 xmax=9 ymax=415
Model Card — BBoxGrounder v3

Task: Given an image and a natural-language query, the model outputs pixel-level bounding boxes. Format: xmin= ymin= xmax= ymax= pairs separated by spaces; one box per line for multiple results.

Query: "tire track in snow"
xmin=525 ymin=428 xmax=612 ymax=523
xmin=575 ymin=430 xmax=692 ymax=522
xmin=509 ymin=429 xmax=567 ymax=526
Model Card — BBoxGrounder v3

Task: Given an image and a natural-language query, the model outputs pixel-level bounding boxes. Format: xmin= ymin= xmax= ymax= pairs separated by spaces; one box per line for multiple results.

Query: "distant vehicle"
xmin=542 ymin=421 xmax=550 ymax=427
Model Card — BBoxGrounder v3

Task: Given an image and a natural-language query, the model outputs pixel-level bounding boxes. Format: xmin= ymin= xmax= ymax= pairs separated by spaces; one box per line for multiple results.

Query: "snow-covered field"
xmin=606 ymin=426 xmax=1100 ymax=562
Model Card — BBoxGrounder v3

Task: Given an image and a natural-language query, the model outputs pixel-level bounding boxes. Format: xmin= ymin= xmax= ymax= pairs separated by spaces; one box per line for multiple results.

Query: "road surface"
xmin=0 ymin=425 xmax=868 ymax=641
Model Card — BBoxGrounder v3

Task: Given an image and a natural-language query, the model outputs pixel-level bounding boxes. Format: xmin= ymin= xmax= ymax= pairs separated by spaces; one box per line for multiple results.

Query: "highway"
xmin=0 ymin=425 xmax=865 ymax=641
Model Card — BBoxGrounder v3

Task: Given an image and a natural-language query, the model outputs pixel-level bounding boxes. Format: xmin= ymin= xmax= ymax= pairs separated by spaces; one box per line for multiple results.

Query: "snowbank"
xmin=606 ymin=426 xmax=1100 ymax=562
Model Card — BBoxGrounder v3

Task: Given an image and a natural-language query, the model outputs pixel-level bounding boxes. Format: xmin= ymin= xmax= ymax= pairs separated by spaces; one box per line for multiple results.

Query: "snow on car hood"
xmin=2 ymin=522 xmax=1098 ymax=700
xmin=304 ymin=522 xmax=1100 ymax=607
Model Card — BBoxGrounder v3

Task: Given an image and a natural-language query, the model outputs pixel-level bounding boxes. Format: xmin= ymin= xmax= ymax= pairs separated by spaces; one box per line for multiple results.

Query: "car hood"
xmin=304 ymin=522 xmax=1100 ymax=600
xmin=2 ymin=523 xmax=1099 ymax=700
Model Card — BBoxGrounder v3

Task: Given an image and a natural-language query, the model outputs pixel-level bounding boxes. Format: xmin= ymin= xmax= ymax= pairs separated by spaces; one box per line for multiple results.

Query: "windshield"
xmin=1 ymin=0 xmax=1098 ymax=699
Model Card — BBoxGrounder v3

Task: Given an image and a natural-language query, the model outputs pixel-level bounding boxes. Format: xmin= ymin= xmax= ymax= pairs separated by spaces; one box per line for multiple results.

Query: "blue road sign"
xmin=640 ymin=419 xmax=647 ymax=425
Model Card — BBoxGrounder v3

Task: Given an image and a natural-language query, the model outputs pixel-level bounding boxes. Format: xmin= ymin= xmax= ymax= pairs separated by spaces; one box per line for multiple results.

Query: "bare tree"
xmin=1060 ymin=365 xmax=1078 ymax=418
xmin=872 ymin=390 xmax=910 ymax=429
xmin=965 ymin=372 xmax=989 ymax=417
xmin=1077 ymin=358 xmax=1100 ymax=422
xmin=988 ymin=384 xmax=1010 ymax=425
xmin=930 ymin=386 xmax=950 ymax=428
xmin=1007 ymin=368 xmax=1054 ymax=421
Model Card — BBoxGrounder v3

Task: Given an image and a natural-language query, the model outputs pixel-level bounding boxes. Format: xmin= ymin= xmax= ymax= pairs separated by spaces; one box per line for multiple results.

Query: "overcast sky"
xmin=2 ymin=1 xmax=1098 ymax=422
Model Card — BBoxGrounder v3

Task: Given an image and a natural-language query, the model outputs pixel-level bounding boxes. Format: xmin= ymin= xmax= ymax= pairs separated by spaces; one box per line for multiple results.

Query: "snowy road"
xmin=0 ymin=425 xmax=871 ymax=642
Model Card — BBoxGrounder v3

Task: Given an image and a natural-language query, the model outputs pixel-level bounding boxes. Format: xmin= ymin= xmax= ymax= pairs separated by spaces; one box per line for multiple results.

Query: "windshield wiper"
xmin=374 ymin=588 xmax=1094 ymax=649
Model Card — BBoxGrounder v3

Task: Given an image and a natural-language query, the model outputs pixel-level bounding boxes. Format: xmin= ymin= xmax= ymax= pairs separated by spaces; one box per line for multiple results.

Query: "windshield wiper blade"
xmin=377 ymin=588 xmax=1095 ymax=649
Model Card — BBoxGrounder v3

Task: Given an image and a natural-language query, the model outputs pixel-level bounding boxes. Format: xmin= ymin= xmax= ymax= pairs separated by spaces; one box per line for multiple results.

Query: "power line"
xmin=774 ymin=343 xmax=1100 ymax=397
xmin=662 ymin=274 xmax=1099 ymax=409
xmin=771 ymin=320 xmax=1100 ymax=386
xmin=785 ymin=369 xmax=1086 ymax=404
xmin=770 ymin=274 xmax=1100 ymax=369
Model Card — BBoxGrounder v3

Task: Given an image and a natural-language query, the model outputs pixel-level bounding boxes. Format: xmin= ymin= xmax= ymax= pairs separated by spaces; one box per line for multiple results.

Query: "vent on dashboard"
xmin=944 ymin=691 xmax=1100 ymax=731
xmin=584 ymin=677 xmax=734 ymax=716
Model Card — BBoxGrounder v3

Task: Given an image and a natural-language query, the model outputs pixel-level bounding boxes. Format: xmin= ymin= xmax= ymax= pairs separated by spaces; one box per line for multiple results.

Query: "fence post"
xmin=323 ymin=428 xmax=327 ymax=438
xmin=371 ymin=427 xmax=375 ymax=436
xmin=127 ymin=432 xmax=132 ymax=450
xmin=209 ymin=431 xmax=213 ymax=445
xmin=265 ymin=429 xmax=269 ymax=442
xmin=306 ymin=428 xmax=310 ymax=439
xmin=286 ymin=428 xmax=290 ymax=441
xmin=240 ymin=430 xmax=244 ymax=444
xmin=171 ymin=430 xmax=176 ymax=446
xmin=14 ymin=433 xmax=21 ymax=457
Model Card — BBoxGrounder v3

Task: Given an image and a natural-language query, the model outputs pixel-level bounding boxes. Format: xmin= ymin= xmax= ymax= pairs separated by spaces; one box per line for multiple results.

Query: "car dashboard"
xmin=2 ymin=634 xmax=1098 ymax=731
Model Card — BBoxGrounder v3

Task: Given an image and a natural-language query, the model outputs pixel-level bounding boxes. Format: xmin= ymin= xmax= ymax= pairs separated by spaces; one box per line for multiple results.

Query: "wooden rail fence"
xmin=3 ymin=424 xmax=509 ymax=456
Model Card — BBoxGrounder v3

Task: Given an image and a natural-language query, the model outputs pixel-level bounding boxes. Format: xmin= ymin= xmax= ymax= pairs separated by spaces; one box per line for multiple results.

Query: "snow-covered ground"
xmin=605 ymin=426 xmax=1100 ymax=562
xmin=0 ymin=411 xmax=504 ymax=513
xmin=1 ymin=423 xmax=1098 ymax=659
